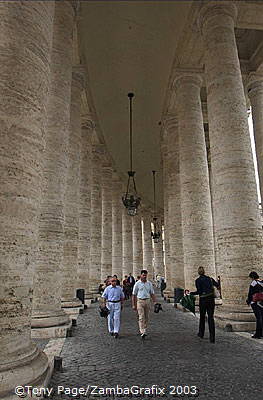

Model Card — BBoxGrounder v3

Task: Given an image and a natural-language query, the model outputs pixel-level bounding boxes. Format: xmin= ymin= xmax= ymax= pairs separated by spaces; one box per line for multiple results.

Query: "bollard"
xmin=54 ymin=356 xmax=63 ymax=372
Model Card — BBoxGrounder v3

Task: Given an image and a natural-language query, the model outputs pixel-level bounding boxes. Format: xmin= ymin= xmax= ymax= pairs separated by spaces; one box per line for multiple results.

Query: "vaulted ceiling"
xmin=79 ymin=1 xmax=263 ymax=210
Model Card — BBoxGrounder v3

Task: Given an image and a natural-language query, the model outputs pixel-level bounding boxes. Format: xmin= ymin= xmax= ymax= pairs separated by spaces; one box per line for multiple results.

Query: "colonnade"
xmin=162 ymin=3 xmax=263 ymax=318
xmin=1 ymin=1 xmax=263 ymax=397
xmin=0 ymin=3 xmax=163 ymax=395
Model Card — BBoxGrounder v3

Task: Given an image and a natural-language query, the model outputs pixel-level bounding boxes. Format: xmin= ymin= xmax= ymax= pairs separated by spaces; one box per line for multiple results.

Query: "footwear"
xmin=110 ymin=332 xmax=114 ymax=336
xmin=114 ymin=333 xmax=119 ymax=339
xmin=210 ymin=338 xmax=215 ymax=343
xmin=141 ymin=333 xmax=146 ymax=339
xmin=251 ymin=334 xmax=261 ymax=339
xmin=197 ymin=333 xmax=203 ymax=338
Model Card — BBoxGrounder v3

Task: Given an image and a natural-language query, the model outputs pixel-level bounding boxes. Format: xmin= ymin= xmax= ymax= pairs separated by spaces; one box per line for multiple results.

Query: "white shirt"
xmin=132 ymin=280 xmax=154 ymax=299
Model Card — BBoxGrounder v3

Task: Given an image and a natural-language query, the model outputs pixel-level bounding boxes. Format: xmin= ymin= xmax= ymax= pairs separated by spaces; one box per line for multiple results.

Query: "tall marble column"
xmin=78 ymin=116 xmax=94 ymax=297
xmin=122 ymin=209 xmax=133 ymax=278
xmin=161 ymin=131 xmax=172 ymax=293
xmin=89 ymin=144 xmax=103 ymax=293
xmin=31 ymin=1 xmax=74 ymax=338
xmin=0 ymin=1 xmax=54 ymax=396
xmin=132 ymin=215 xmax=143 ymax=278
xmin=165 ymin=116 xmax=185 ymax=290
xmin=61 ymin=68 xmax=83 ymax=313
xmin=174 ymin=73 xmax=215 ymax=291
xmin=112 ymin=175 xmax=123 ymax=280
xmin=199 ymin=2 xmax=263 ymax=307
xmin=142 ymin=211 xmax=154 ymax=280
xmin=247 ymin=73 xmax=263 ymax=202
xmin=101 ymin=164 xmax=113 ymax=281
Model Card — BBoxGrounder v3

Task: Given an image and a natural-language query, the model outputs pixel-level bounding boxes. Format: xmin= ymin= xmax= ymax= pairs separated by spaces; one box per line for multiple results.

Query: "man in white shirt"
xmin=132 ymin=270 xmax=157 ymax=339
xmin=102 ymin=277 xmax=125 ymax=338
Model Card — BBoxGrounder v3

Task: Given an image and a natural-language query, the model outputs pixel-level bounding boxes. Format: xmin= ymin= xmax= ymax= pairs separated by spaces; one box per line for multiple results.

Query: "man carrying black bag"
xmin=190 ymin=266 xmax=219 ymax=343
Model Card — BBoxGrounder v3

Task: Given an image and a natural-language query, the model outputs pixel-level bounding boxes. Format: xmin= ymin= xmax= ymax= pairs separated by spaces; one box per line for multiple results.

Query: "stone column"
xmin=122 ymin=208 xmax=133 ymax=278
xmin=132 ymin=215 xmax=143 ymax=278
xmin=199 ymin=2 xmax=263 ymax=308
xmin=112 ymin=175 xmax=123 ymax=280
xmin=78 ymin=116 xmax=94 ymax=297
xmin=0 ymin=2 xmax=54 ymax=396
xmin=161 ymin=131 xmax=172 ymax=293
xmin=247 ymin=73 xmax=263 ymax=202
xmin=101 ymin=164 xmax=113 ymax=281
xmin=142 ymin=211 xmax=154 ymax=280
xmin=61 ymin=68 xmax=83 ymax=314
xmin=31 ymin=1 xmax=74 ymax=338
xmin=89 ymin=144 xmax=103 ymax=293
xmin=165 ymin=116 xmax=185 ymax=290
xmin=174 ymin=73 xmax=215 ymax=291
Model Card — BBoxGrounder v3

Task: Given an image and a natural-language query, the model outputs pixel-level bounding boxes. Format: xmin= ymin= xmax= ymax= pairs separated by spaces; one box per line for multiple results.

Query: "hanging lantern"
xmin=122 ymin=93 xmax=141 ymax=216
xmin=151 ymin=170 xmax=161 ymax=243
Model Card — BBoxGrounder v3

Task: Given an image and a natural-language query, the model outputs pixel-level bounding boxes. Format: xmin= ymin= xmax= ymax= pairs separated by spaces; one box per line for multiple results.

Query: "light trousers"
xmin=107 ymin=302 xmax=121 ymax=333
xmin=137 ymin=298 xmax=151 ymax=334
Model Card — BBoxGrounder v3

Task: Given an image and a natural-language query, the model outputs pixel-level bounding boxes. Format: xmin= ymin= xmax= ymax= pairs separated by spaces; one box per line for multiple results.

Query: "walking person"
xmin=246 ymin=271 xmax=263 ymax=339
xmin=132 ymin=269 xmax=157 ymax=339
xmin=190 ymin=266 xmax=219 ymax=343
xmin=101 ymin=277 xmax=125 ymax=338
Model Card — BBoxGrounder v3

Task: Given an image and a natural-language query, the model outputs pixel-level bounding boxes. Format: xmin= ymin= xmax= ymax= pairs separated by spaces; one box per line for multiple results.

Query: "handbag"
xmin=211 ymin=278 xmax=221 ymax=298
xmin=252 ymin=292 xmax=263 ymax=302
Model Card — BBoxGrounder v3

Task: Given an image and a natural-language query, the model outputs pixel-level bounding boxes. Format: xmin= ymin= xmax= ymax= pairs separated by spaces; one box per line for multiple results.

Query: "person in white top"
xmin=132 ymin=269 xmax=157 ymax=339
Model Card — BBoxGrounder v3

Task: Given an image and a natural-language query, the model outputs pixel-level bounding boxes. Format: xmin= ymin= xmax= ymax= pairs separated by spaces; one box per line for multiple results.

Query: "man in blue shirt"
xmin=132 ymin=270 xmax=157 ymax=339
xmin=102 ymin=277 xmax=125 ymax=338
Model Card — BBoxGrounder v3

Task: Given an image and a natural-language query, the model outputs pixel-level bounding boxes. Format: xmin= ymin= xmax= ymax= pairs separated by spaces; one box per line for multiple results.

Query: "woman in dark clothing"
xmin=190 ymin=266 xmax=219 ymax=343
xmin=246 ymin=271 xmax=263 ymax=339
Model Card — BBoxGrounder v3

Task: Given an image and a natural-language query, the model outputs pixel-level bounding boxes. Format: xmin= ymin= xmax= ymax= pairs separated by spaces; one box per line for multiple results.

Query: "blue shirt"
xmin=102 ymin=285 xmax=125 ymax=301
xmin=132 ymin=280 xmax=154 ymax=299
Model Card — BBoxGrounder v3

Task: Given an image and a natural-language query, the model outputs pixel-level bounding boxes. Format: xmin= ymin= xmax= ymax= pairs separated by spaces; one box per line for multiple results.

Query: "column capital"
xmin=247 ymin=72 xmax=263 ymax=98
xmin=198 ymin=1 xmax=237 ymax=33
xmin=81 ymin=114 xmax=95 ymax=131
xmin=172 ymin=71 xmax=203 ymax=92
xmin=163 ymin=114 xmax=178 ymax=134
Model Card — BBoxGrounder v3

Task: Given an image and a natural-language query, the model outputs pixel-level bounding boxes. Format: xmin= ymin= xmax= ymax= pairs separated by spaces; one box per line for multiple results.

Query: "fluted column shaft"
xmin=122 ymin=209 xmax=133 ymax=277
xmin=61 ymin=69 xmax=83 ymax=305
xmin=174 ymin=73 xmax=215 ymax=291
xmin=247 ymin=74 xmax=263 ymax=202
xmin=165 ymin=117 xmax=185 ymax=289
xmin=0 ymin=1 xmax=54 ymax=395
xmin=101 ymin=165 xmax=113 ymax=281
xmin=89 ymin=144 xmax=103 ymax=292
xmin=32 ymin=1 xmax=74 ymax=332
xmin=78 ymin=117 xmax=93 ymax=295
xmin=200 ymin=2 xmax=263 ymax=305
xmin=132 ymin=215 xmax=143 ymax=278
xmin=142 ymin=212 xmax=154 ymax=280
xmin=112 ymin=176 xmax=123 ymax=279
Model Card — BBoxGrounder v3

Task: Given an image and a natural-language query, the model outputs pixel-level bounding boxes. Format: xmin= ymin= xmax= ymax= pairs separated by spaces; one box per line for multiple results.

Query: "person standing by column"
xmin=132 ymin=270 xmax=157 ymax=339
xmin=190 ymin=267 xmax=219 ymax=343
xmin=102 ymin=277 xmax=124 ymax=338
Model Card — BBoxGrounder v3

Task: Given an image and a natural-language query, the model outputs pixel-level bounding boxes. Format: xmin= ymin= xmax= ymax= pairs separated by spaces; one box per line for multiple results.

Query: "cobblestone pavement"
xmin=50 ymin=294 xmax=263 ymax=400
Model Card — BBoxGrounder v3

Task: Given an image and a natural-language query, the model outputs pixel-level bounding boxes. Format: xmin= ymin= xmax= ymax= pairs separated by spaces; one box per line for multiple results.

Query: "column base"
xmin=214 ymin=305 xmax=256 ymax=332
xmin=61 ymin=298 xmax=83 ymax=320
xmin=0 ymin=345 xmax=49 ymax=399
xmin=31 ymin=310 xmax=72 ymax=339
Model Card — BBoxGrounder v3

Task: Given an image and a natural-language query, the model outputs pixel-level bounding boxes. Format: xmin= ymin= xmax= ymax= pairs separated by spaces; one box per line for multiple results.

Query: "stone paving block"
xmin=49 ymin=298 xmax=263 ymax=400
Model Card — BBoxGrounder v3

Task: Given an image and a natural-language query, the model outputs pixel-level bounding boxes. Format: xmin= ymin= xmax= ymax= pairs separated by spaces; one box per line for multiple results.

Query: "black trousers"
xmin=199 ymin=296 xmax=215 ymax=341
xmin=251 ymin=303 xmax=263 ymax=337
